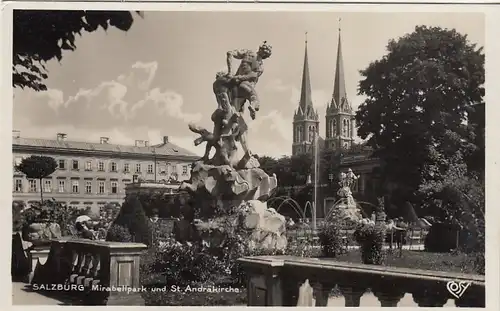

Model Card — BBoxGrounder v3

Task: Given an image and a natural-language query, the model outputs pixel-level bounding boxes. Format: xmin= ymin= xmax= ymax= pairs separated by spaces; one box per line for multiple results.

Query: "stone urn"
xmin=22 ymin=220 xmax=62 ymax=242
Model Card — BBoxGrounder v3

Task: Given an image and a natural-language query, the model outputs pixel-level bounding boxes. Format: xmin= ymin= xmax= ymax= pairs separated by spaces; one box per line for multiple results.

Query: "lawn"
xmin=329 ymin=249 xmax=479 ymax=274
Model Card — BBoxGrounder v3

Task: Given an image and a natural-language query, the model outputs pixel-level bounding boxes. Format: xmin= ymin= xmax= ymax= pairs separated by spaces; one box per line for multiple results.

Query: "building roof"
xmin=327 ymin=26 xmax=353 ymax=115
xmin=294 ymin=35 xmax=319 ymax=122
xmin=12 ymin=136 xmax=199 ymax=159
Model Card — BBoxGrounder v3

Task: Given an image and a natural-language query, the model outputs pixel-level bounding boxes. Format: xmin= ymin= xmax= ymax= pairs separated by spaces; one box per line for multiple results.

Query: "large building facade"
xmin=12 ymin=131 xmax=198 ymax=211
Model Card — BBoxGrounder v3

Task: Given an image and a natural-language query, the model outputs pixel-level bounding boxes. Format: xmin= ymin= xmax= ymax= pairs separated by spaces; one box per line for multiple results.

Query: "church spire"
xmin=332 ymin=18 xmax=348 ymax=111
xmin=299 ymin=32 xmax=313 ymax=114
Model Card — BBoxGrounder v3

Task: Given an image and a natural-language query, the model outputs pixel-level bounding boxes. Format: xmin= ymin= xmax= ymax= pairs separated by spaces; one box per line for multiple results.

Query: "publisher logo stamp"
xmin=446 ymin=281 xmax=471 ymax=299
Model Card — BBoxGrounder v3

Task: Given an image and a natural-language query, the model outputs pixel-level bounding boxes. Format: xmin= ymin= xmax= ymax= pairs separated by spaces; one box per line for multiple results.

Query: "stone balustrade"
xmin=238 ymin=256 xmax=485 ymax=307
xmin=23 ymin=237 xmax=147 ymax=305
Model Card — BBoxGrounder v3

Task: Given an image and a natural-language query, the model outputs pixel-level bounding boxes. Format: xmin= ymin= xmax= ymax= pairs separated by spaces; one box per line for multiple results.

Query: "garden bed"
xmin=142 ymin=287 xmax=247 ymax=306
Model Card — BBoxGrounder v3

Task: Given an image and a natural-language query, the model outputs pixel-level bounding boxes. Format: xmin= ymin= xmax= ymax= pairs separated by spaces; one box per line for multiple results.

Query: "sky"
xmin=13 ymin=11 xmax=485 ymax=158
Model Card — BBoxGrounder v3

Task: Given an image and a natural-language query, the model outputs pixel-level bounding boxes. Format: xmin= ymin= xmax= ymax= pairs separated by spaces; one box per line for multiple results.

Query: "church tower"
xmin=325 ymin=21 xmax=355 ymax=151
xmin=292 ymin=34 xmax=320 ymax=156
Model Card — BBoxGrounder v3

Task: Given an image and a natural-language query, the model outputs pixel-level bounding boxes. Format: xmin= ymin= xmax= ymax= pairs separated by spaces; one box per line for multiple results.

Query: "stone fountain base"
xmin=194 ymin=200 xmax=287 ymax=252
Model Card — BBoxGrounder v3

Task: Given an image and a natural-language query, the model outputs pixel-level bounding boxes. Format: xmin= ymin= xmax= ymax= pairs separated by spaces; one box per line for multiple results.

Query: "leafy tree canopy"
xmin=16 ymin=155 xmax=57 ymax=180
xmin=356 ymin=25 xmax=484 ymax=200
xmin=13 ymin=10 xmax=143 ymax=91
xmin=16 ymin=155 xmax=58 ymax=203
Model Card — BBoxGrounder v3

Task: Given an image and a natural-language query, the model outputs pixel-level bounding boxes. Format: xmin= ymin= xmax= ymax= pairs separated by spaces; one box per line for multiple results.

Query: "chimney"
xmin=163 ymin=136 xmax=169 ymax=144
xmin=56 ymin=133 xmax=67 ymax=141
xmin=100 ymin=137 xmax=109 ymax=144
xmin=12 ymin=130 xmax=20 ymax=139
xmin=144 ymin=141 xmax=149 ymax=147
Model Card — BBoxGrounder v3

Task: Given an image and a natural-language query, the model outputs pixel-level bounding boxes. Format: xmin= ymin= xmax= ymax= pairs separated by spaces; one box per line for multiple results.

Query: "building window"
xmin=182 ymin=165 xmax=188 ymax=175
xmin=147 ymin=164 xmax=154 ymax=174
xmin=85 ymin=181 xmax=92 ymax=194
xmin=111 ymin=162 xmax=117 ymax=172
xmin=72 ymin=160 xmax=79 ymax=170
xmin=124 ymin=163 xmax=130 ymax=173
xmin=85 ymin=161 xmax=92 ymax=171
xmin=98 ymin=181 xmax=105 ymax=194
xmin=14 ymin=179 xmax=22 ymax=192
xmin=111 ymin=181 xmax=118 ymax=194
xmin=135 ymin=164 xmax=141 ymax=173
xmin=43 ymin=180 xmax=52 ymax=193
xmin=58 ymin=159 xmax=66 ymax=170
xmin=29 ymin=179 xmax=37 ymax=192
xmin=58 ymin=180 xmax=65 ymax=193
xmin=72 ymin=180 xmax=79 ymax=193
xmin=98 ymin=161 xmax=105 ymax=172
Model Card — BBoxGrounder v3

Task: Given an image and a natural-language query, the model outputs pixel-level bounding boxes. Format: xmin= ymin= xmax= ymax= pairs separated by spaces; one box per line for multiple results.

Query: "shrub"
xmin=16 ymin=199 xmax=88 ymax=237
xmin=12 ymin=201 xmax=25 ymax=232
xmin=353 ymin=222 xmax=385 ymax=265
xmin=106 ymin=224 xmax=133 ymax=242
xmin=318 ymin=223 xmax=345 ymax=258
xmin=424 ymin=222 xmax=461 ymax=252
xmin=106 ymin=195 xmax=152 ymax=246
xmin=141 ymin=238 xmax=227 ymax=287
xmin=318 ymin=208 xmax=350 ymax=258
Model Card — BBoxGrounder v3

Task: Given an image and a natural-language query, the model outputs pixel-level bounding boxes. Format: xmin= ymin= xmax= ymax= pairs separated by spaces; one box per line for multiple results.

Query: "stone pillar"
xmin=99 ymin=242 xmax=148 ymax=305
xmin=239 ymin=257 xmax=285 ymax=306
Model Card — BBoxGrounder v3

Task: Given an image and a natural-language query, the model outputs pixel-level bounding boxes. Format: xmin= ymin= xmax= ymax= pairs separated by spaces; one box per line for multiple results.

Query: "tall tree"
xmin=356 ymin=25 xmax=484 ymax=202
xmin=13 ymin=10 xmax=143 ymax=91
xmin=16 ymin=155 xmax=58 ymax=203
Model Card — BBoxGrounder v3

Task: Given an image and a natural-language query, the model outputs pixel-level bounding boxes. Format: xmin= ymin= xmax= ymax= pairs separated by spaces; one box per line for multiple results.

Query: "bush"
xmin=141 ymin=238 xmax=227 ymax=288
xmin=353 ymin=222 xmax=385 ymax=265
xmin=424 ymin=222 xmax=461 ymax=252
xmin=106 ymin=195 xmax=152 ymax=246
xmin=12 ymin=201 xmax=25 ymax=232
xmin=318 ymin=223 xmax=345 ymax=258
xmin=16 ymin=199 xmax=89 ymax=237
xmin=106 ymin=224 xmax=133 ymax=242
xmin=318 ymin=208 xmax=350 ymax=258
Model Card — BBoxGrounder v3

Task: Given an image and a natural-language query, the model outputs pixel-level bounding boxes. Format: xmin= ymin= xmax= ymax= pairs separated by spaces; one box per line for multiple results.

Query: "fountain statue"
xmin=335 ymin=168 xmax=363 ymax=222
xmin=179 ymin=41 xmax=287 ymax=252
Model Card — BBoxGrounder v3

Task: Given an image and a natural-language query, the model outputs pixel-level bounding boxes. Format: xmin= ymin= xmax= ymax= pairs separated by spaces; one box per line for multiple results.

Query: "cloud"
xmin=14 ymin=61 xmax=202 ymax=146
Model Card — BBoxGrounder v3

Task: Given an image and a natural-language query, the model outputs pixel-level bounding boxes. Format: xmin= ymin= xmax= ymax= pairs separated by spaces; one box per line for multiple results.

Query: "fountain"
xmin=324 ymin=168 xmax=364 ymax=224
xmin=179 ymin=41 xmax=288 ymax=252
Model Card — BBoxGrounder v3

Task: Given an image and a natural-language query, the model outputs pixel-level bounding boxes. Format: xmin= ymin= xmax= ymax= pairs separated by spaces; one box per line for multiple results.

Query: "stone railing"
xmin=238 ymin=256 xmax=485 ymax=307
xmin=14 ymin=234 xmax=147 ymax=305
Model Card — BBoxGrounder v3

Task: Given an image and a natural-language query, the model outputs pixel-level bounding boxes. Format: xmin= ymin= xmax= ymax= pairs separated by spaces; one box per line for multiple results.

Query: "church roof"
xmin=295 ymin=35 xmax=319 ymax=121
xmin=327 ymin=25 xmax=353 ymax=115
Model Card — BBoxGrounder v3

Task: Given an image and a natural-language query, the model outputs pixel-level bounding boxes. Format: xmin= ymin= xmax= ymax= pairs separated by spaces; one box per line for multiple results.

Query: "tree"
xmin=13 ymin=10 xmax=143 ymax=91
xmin=16 ymin=155 xmax=58 ymax=203
xmin=356 ymin=25 xmax=484 ymax=203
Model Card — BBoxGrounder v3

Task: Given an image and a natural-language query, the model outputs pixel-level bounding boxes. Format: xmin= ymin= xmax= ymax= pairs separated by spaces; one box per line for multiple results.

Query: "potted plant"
xmin=353 ymin=220 xmax=386 ymax=265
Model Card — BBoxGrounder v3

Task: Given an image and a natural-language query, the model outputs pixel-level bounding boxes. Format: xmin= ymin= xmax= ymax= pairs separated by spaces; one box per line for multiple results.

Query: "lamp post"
xmin=312 ymin=130 xmax=319 ymax=231
xmin=153 ymin=147 xmax=157 ymax=182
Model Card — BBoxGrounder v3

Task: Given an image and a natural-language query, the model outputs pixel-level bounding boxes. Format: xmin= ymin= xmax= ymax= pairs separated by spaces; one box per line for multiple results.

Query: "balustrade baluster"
xmin=373 ymin=286 xmax=405 ymax=307
xmin=412 ymin=288 xmax=448 ymax=307
xmin=454 ymin=289 xmax=485 ymax=308
xmin=282 ymin=278 xmax=304 ymax=306
xmin=338 ymin=285 xmax=366 ymax=307
xmin=312 ymin=282 xmax=334 ymax=306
